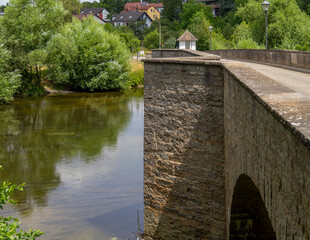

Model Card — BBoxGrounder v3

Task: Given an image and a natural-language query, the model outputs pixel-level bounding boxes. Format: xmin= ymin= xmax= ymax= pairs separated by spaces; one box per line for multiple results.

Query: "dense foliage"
xmin=47 ymin=17 xmax=131 ymax=91
xmin=0 ymin=166 xmax=44 ymax=239
xmin=0 ymin=44 xmax=21 ymax=104
xmin=159 ymin=0 xmax=310 ymax=51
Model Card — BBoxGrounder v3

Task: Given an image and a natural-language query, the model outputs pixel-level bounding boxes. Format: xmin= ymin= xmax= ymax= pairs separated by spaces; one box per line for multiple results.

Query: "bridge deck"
xmin=223 ymin=60 xmax=310 ymax=100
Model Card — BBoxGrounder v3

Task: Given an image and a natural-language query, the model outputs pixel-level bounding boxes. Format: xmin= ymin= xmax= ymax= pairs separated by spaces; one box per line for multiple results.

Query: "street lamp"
xmin=261 ymin=1 xmax=270 ymax=49
xmin=209 ymin=26 xmax=213 ymax=50
xmin=158 ymin=20 xmax=161 ymax=49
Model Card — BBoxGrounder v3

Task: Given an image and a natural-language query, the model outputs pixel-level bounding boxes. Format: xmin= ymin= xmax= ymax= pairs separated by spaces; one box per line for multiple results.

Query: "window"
xmin=185 ymin=41 xmax=190 ymax=49
xmin=120 ymin=16 xmax=123 ymax=19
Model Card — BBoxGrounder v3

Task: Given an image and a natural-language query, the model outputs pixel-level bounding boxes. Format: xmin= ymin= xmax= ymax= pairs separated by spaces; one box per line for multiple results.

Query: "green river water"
xmin=0 ymin=89 xmax=144 ymax=240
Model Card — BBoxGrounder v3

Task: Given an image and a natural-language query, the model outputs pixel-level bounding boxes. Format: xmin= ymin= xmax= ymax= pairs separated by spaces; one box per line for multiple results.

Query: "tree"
xmin=0 ymin=44 xmax=21 ymax=104
xmin=117 ymin=26 xmax=141 ymax=53
xmin=180 ymin=0 xmax=213 ymax=29
xmin=46 ymin=17 xmax=131 ymax=91
xmin=163 ymin=0 xmax=182 ymax=21
xmin=232 ymin=21 xmax=264 ymax=49
xmin=235 ymin=0 xmax=310 ymax=50
xmin=144 ymin=29 xmax=160 ymax=50
xmin=296 ymin=0 xmax=310 ymax=14
xmin=0 ymin=0 xmax=67 ymax=91
xmin=188 ymin=11 xmax=228 ymax=50
xmin=0 ymin=166 xmax=44 ymax=239
xmin=218 ymin=0 xmax=235 ymax=16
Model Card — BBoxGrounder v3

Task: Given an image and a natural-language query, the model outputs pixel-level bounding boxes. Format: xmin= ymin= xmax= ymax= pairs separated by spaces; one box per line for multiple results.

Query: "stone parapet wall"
xmin=223 ymin=62 xmax=310 ymax=239
xmin=206 ymin=49 xmax=310 ymax=71
xmin=143 ymin=59 xmax=226 ymax=239
xmin=143 ymin=49 xmax=310 ymax=239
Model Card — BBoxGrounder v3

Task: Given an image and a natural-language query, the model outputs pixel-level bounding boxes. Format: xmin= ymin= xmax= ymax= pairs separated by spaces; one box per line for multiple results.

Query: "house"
xmin=80 ymin=8 xmax=109 ymax=20
xmin=124 ymin=2 xmax=164 ymax=14
xmin=112 ymin=11 xmax=152 ymax=28
xmin=73 ymin=14 xmax=107 ymax=25
xmin=136 ymin=5 xmax=160 ymax=21
xmin=147 ymin=3 xmax=164 ymax=13
xmin=177 ymin=30 xmax=198 ymax=50
xmin=124 ymin=2 xmax=148 ymax=12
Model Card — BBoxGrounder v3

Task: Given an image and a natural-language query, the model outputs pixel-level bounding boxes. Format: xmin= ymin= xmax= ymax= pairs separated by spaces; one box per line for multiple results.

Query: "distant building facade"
xmin=137 ymin=5 xmax=160 ymax=21
xmin=124 ymin=2 xmax=164 ymax=14
xmin=80 ymin=8 xmax=110 ymax=21
xmin=112 ymin=11 xmax=152 ymax=28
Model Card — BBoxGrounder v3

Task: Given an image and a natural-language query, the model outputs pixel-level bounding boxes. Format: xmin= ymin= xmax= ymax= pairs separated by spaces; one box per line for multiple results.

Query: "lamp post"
xmin=158 ymin=20 xmax=161 ymax=49
xmin=261 ymin=1 xmax=270 ymax=49
xmin=209 ymin=26 xmax=213 ymax=50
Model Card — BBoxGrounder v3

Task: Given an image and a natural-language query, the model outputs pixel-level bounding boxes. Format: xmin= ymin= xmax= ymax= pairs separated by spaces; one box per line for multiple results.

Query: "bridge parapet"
xmin=206 ymin=49 xmax=310 ymax=72
xmin=143 ymin=49 xmax=310 ymax=239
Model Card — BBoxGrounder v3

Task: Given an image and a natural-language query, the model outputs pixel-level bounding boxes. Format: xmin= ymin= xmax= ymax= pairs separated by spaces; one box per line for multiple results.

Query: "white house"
xmin=177 ymin=30 xmax=198 ymax=50
xmin=112 ymin=11 xmax=152 ymax=28
xmin=80 ymin=8 xmax=109 ymax=21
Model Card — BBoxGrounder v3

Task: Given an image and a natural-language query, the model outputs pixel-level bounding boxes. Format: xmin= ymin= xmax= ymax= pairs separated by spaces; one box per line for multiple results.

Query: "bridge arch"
xmin=229 ymin=174 xmax=276 ymax=240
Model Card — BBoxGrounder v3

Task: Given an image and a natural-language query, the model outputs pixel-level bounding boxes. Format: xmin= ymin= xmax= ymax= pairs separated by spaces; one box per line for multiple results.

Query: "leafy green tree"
xmin=144 ymin=29 xmax=160 ymax=50
xmin=296 ymin=0 xmax=310 ymax=14
xmin=235 ymin=0 xmax=310 ymax=50
xmin=0 ymin=166 xmax=44 ymax=239
xmin=46 ymin=17 xmax=131 ymax=91
xmin=188 ymin=11 xmax=228 ymax=50
xmin=60 ymin=0 xmax=81 ymax=21
xmin=0 ymin=0 xmax=67 ymax=90
xmin=0 ymin=43 xmax=21 ymax=104
xmin=232 ymin=21 xmax=263 ymax=49
xmin=164 ymin=36 xmax=177 ymax=48
xmin=180 ymin=0 xmax=213 ymax=28
xmin=163 ymin=0 xmax=182 ymax=21
xmin=218 ymin=0 xmax=235 ymax=16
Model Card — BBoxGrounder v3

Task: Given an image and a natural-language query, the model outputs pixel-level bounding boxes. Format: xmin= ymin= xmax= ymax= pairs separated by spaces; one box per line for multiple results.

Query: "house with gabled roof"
xmin=112 ymin=11 xmax=152 ymax=28
xmin=147 ymin=3 xmax=164 ymax=13
xmin=177 ymin=30 xmax=198 ymax=50
xmin=136 ymin=5 xmax=160 ymax=21
xmin=124 ymin=2 xmax=164 ymax=14
xmin=124 ymin=2 xmax=148 ymax=12
xmin=80 ymin=8 xmax=109 ymax=20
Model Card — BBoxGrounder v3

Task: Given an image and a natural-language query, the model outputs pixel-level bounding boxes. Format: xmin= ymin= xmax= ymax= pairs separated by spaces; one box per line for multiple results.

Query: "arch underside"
xmin=229 ymin=174 xmax=277 ymax=240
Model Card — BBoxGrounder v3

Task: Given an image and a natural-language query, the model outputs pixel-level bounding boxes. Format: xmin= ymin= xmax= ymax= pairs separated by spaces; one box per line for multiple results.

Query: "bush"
xmin=164 ymin=37 xmax=177 ymax=49
xmin=0 ymin=44 xmax=21 ymax=104
xmin=129 ymin=69 xmax=144 ymax=87
xmin=46 ymin=17 xmax=131 ymax=91
xmin=0 ymin=166 xmax=44 ymax=239
xmin=144 ymin=30 xmax=159 ymax=50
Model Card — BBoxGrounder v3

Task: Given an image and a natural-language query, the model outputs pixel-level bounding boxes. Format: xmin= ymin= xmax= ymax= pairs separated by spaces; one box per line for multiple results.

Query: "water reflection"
xmin=0 ymin=89 xmax=144 ymax=239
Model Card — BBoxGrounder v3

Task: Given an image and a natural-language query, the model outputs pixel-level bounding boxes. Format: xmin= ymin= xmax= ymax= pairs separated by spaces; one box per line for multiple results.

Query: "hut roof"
xmin=177 ymin=30 xmax=198 ymax=41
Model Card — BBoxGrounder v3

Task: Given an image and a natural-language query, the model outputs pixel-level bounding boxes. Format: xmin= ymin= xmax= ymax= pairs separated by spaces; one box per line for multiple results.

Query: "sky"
xmin=0 ymin=0 xmax=8 ymax=6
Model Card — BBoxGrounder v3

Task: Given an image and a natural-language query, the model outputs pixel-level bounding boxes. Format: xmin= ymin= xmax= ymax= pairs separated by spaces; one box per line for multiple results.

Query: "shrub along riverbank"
xmin=0 ymin=0 xmax=144 ymax=105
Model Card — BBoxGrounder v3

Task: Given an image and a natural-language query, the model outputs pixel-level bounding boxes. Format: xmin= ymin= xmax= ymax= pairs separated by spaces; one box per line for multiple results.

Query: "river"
xmin=0 ymin=89 xmax=144 ymax=240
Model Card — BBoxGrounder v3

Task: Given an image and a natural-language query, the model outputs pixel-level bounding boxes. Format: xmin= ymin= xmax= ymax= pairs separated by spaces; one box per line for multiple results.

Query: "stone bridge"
xmin=143 ymin=49 xmax=310 ymax=239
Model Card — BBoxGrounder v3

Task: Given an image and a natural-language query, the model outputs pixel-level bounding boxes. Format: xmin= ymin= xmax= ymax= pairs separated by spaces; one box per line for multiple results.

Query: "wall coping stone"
xmin=143 ymin=49 xmax=310 ymax=149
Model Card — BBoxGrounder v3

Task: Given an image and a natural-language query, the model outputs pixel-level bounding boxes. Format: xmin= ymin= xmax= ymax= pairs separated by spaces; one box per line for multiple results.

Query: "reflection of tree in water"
xmin=0 ymin=90 xmax=143 ymax=214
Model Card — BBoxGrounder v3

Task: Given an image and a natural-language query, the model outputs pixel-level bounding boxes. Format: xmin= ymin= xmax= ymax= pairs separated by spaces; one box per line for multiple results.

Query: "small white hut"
xmin=177 ymin=30 xmax=198 ymax=50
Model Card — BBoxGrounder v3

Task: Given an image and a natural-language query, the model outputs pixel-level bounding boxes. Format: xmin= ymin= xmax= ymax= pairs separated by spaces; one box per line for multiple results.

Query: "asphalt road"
xmin=239 ymin=61 xmax=310 ymax=99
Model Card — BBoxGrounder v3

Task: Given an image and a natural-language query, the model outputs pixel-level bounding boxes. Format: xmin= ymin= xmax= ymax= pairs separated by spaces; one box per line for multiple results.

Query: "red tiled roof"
xmin=148 ymin=3 xmax=163 ymax=8
xmin=124 ymin=2 xmax=148 ymax=11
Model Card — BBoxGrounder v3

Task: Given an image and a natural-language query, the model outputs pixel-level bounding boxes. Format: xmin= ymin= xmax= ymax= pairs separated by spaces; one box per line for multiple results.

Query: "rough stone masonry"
xmin=143 ymin=49 xmax=310 ymax=240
